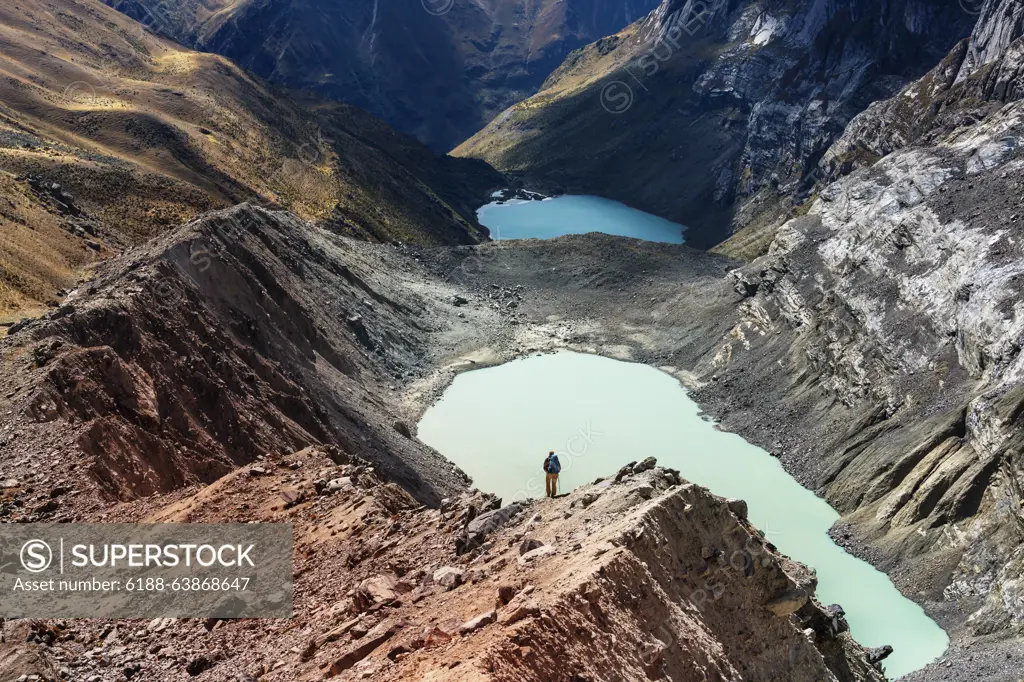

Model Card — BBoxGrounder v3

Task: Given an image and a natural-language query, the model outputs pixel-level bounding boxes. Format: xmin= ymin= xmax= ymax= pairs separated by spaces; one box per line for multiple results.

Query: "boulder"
xmin=764 ymin=589 xmax=809 ymax=617
xmin=355 ymin=573 xmax=407 ymax=610
xmin=458 ymin=502 xmax=528 ymax=554
xmin=496 ymin=584 xmax=518 ymax=606
xmin=726 ymin=498 xmax=748 ymax=520
xmin=518 ymin=538 xmax=544 ymax=555
xmin=518 ymin=544 xmax=557 ymax=566
xmin=632 ymin=457 xmax=657 ymax=474
xmin=458 ymin=610 xmax=496 ymax=635
xmin=614 ymin=462 xmax=638 ymax=482
xmin=466 ymin=503 xmax=526 ymax=537
xmin=781 ymin=558 xmax=818 ymax=591
xmin=327 ymin=477 xmax=353 ymax=493
xmin=866 ymin=645 xmax=893 ymax=665
xmin=498 ymin=600 xmax=539 ymax=625
xmin=826 ymin=604 xmax=849 ymax=634
xmin=432 ymin=566 xmax=465 ymax=590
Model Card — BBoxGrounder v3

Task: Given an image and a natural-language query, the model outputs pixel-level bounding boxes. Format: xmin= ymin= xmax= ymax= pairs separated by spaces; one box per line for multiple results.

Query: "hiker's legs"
xmin=545 ymin=474 xmax=555 ymax=497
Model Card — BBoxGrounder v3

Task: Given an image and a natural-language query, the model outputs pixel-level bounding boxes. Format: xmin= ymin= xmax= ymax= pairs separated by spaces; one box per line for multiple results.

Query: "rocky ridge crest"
xmin=0 ymin=449 xmax=888 ymax=681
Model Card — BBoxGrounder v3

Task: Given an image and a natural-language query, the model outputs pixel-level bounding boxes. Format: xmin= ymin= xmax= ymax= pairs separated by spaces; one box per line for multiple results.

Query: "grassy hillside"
xmin=0 ymin=0 xmax=501 ymax=322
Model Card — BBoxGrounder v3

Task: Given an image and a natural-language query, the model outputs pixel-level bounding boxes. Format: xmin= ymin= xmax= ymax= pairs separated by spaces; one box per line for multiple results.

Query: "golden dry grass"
xmin=0 ymin=0 xmax=497 ymax=319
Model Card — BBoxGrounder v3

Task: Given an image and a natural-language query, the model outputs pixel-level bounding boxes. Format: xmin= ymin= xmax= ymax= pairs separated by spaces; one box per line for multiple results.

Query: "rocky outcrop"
xmin=397 ymin=200 xmax=1024 ymax=677
xmin=0 ymin=452 xmax=887 ymax=681
xmin=4 ymin=141 xmax=1021 ymax=680
xmin=958 ymin=0 xmax=1024 ymax=78
xmin=820 ymin=0 xmax=1024 ymax=181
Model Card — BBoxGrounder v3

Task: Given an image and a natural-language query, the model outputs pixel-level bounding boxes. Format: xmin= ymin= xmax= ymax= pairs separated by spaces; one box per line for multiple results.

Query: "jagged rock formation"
xmin=0 ymin=449 xmax=888 ymax=681
xmin=9 ymin=2 xmax=1024 ymax=668
xmin=102 ymin=0 xmax=661 ymax=150
xmin=820 ymin=0 xmax=1024 ymax=178
xmin=455 ymin=0 xmax=976 ymax=246
xmin=418 ymin=227 xmax=1024 ymax=677
xmin=681 ymin=2 xmax=1024 ymax=676
xmin=454 ymin=11 xmax=1024 ymax=673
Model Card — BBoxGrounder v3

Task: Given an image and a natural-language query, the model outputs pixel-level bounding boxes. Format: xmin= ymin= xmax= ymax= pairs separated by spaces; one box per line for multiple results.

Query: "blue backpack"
xmin=546 ymin=455 xmax=561 ymax=474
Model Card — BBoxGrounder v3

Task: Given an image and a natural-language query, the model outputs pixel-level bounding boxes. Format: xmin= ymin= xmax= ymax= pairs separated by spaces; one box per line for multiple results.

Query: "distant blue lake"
xmin=477 ymin=195 xmax=686 ymax=244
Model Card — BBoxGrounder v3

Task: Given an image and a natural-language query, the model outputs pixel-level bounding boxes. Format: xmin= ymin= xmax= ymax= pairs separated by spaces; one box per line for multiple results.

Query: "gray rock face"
xmin=726 ymin=498 xmax=748 ymax=520
xmin=458 ymin=0 xmax=976 ymax=245
xmin=632 ymin=456 xmax=658 ymax=474
xmin=704 ymin=17 xmax=1024 ymax=642
xmin=457 ymin=609 xmax=496 ymax=634
xmin=457 ymin=501 xmax=530 ymax=554
xmin=866 ymin=645 xmax=894 ymax=665
xmin=821 ymin=0 xmax=1024 ymax=183
xmin=957 ymin=0 xmax=1024 ymax=79
xmin=432 ymin=566 xmax=465 ymax=590
xmin=518 ymin=538 xmax=545 ymax=555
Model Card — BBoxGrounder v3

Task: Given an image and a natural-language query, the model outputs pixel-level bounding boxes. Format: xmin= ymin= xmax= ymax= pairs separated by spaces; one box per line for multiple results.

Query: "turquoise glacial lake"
xmin=418 ymin=351 xmax=949 ymax=679
xmin=477 ymin=195 xmax=686 ymax=243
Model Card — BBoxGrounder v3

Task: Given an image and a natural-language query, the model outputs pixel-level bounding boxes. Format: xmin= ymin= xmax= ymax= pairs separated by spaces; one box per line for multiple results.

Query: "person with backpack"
xmin=543 ymin=451 xmax=561 ymax=498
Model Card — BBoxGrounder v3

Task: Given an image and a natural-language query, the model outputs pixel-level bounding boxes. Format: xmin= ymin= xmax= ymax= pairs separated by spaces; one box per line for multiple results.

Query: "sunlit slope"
xmin=0 ymin=0 xmax=500 ymax=319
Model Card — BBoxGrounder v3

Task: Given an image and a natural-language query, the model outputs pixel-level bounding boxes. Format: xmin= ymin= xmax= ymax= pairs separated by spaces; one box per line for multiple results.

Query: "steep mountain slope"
xmin=103 ymin=0 xmax=662 ymax=151
xmin=6 ymin=0 xmax=1024 ymax=678
xmin=4 ymin=187 xmax=1023 ymax=678
xmin=674 ymin=2 xmax=1024 ymax=676
xmin=455 ymin=0 xmax=975 ymax=247
xmin=0 ymin=201 xmax=892 ymax=680
xmin=0 ymin=449 xmax=889 ymax=681
xmin=820 ymin=0 xmax=1024 ymax=178
xmin=0 ymin=203 xmax=481 ymax=512
xmin=0 ymin=0 xmax=500 ymax=322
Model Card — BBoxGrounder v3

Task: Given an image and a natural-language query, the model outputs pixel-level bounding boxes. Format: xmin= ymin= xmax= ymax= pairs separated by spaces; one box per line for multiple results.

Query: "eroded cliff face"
xmin=821 ymin=0 xmax=1024 ymax=179
xmin=692 ymin=4 xmax=1024 ymax=671
xmin=0 ymin=204 xmax=479 ymax=513
xmin=455 ymin=0 xmax=975 ymax=245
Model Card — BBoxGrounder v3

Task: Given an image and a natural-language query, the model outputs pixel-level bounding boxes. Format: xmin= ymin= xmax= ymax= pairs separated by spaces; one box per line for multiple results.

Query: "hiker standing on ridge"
xmin=544 ymin=451 xmax=561 ymax=498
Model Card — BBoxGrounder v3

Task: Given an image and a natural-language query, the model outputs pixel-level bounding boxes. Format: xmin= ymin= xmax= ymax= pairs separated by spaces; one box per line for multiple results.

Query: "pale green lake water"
xmin=418 ymin=351 xmax=948 ymax=679
xmin=477 ymin=195 xmax=687 ymax=243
